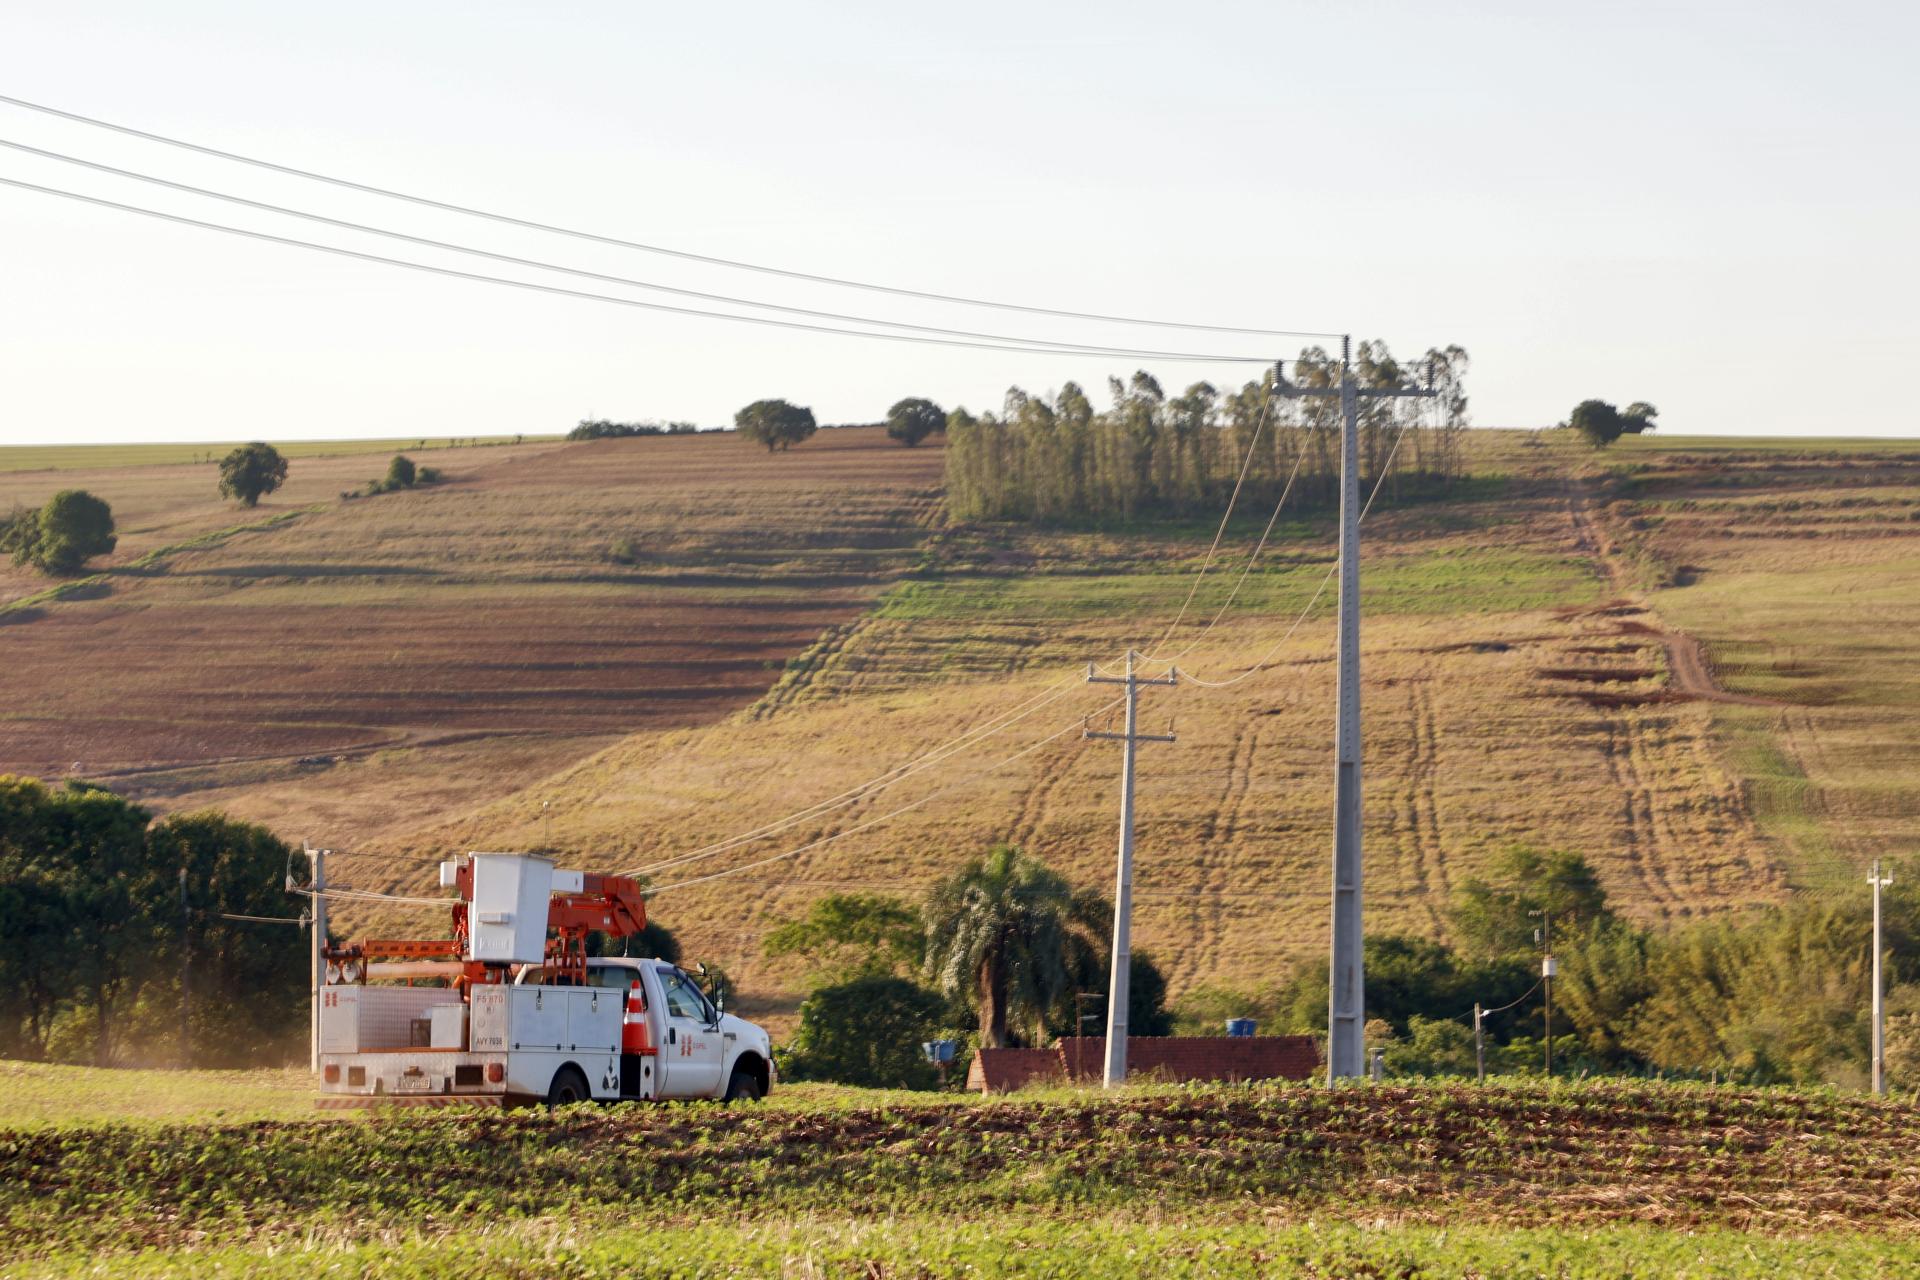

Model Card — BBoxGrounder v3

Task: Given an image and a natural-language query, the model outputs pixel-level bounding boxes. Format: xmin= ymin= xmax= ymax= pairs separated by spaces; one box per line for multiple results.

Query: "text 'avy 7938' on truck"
xmin=315 ymin=851 xmax=773 ymax=1108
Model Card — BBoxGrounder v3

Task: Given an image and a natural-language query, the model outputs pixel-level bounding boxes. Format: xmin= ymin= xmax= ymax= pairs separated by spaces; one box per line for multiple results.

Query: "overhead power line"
xmin=646 ymin=698 xmax=1124 ymax=895
xmin=0 ymin=176 xmax=1274 ymax=364
xmin=0 ymin=137 xmax=1274 ymax=361
xmin=0 ymin=93 xmax=1342 ymax=341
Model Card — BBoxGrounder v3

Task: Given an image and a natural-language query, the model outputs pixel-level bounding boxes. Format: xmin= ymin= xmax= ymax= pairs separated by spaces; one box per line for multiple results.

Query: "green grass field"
xmin=0 ymin=435 xmax=550 ymax=473
xmin=4 ymin=1072 xmax=1915 ymax=1277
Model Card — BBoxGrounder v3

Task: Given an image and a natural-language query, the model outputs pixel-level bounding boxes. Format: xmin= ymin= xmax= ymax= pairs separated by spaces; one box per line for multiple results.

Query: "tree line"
xmin=0 ymin=776 xmax=311 ymax=1067
xmin=943 ymin=343 xmax=1471 ymax=524
xmin=1186 ymin=843 xmax=1917 ymax=1087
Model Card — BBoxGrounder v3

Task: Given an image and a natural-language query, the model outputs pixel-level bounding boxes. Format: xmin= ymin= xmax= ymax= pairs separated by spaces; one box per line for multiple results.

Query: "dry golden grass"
xmin=394 ymin=433 xmax=1789 ymax=1007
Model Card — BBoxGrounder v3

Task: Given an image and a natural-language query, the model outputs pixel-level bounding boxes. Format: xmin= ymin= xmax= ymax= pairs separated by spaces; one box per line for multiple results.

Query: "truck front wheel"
xmin=724 ymin=1063 xmax=763 ymax=1103
xmin=547 ymin=1065 xmax=591 ymax=1109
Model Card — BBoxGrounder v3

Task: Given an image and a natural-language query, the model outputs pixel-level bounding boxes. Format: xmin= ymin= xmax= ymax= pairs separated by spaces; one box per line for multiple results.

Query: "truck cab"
xmin=513 ymin=958 xmax=772 ymax=1103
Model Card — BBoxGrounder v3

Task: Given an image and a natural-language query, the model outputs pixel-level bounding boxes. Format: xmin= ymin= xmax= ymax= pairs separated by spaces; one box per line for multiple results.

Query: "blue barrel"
xmin=922 ymin=1039 xmax=958 ymax=1063
xmin=1226 ymin=1018 xmax=1257 ymax=1038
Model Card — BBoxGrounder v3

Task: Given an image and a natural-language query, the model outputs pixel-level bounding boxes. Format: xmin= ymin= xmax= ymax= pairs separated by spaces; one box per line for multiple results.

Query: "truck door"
xmin=654 ymin=965 xmax=724 ymax=1098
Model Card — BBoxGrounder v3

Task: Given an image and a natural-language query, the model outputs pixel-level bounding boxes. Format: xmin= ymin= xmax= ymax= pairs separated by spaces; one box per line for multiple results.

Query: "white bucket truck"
xmin=316 ymin=852 xmax=773 ymax=1107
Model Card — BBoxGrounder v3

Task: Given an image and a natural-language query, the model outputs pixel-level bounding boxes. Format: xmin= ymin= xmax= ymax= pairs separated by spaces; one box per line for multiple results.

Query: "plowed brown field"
xmin=0 ymin=428 xmax=942 ymax=843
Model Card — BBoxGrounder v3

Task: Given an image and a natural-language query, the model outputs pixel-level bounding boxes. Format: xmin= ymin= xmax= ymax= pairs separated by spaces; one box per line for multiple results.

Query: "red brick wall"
xmin=1054 ymin=1036 xmax=1319 ymax=1084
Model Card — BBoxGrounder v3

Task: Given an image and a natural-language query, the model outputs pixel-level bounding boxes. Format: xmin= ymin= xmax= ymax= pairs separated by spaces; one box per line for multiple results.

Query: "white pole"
xmin=1105 ymin=649 xmax=1139 ymax=1088
xmin=1084 ymin=652 xmax=1175 ymax=1089
xmin=1328 ymin=335 xmax=1365 ymax=1083
xmin=1872 ymin=859 xmax=1891 ymax=1096
xmin=309 ymin=843 xmax=327 ymax=1074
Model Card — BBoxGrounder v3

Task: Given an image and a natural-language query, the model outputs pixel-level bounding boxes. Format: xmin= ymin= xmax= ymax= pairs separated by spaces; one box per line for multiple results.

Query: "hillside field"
xmin=3 ymin=427 xmax=1918 ymax=1015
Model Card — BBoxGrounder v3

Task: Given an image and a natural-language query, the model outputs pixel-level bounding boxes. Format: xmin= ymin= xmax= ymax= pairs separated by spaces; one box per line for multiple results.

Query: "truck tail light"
xmin=322 ymin=1064 xmax=340 ymax=1083
xmin=486 ymin=1062 xmax=504 ymax=1083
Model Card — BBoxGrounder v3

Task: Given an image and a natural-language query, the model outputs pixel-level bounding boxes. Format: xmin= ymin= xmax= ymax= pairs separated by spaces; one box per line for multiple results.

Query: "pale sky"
xmin=1 ymin=1 xmax=1915 ymax=445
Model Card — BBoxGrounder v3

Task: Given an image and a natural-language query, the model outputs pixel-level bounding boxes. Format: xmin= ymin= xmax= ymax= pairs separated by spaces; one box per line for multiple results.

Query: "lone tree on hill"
xmin=1 ymin=489 xmax=116 ymax=575
xmin=734 ymin=399 xmax=817 ymax=452
xmin=217 ymin=442 xmax=288 ymax=506
xmin=885 ymin=397 xmax=945 ymax=447
xmin=1570 ymin=399 xmax=1657 ymax=448
xmin=384 ymin=454 xmax=417 ymax=490
xmin=923 ymin=845 xmax=1108 ymax=1048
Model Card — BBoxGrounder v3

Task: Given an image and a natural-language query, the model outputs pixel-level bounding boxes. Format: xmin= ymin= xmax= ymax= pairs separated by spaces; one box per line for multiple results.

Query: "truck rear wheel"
xmin=547 ymin=1065 xmax=591 ymax=1109
xmin=724 ymin=1063 xmax=763 ymax=1103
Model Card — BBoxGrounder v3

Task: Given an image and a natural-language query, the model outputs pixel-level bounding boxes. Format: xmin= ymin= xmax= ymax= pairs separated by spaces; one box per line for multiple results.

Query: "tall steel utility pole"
xmin=1086 ymin=649 xmax=1176 ymax=1086
xmin=1871 ymin=860 xmax=1893 ymax=1096
xmin=307 ymin=843 xmax=328 ymax=1074
xmin=1275 ymin=337 xmax=1437 ymax=1083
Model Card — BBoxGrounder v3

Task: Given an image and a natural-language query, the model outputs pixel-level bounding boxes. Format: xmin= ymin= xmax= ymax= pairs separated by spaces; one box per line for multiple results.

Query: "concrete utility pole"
xmin=1473 ymin=1002 xmax=1485 ymax=1083
xmin=1085 ymin=649 xmax=1176 ymax=1086
xmin=1871 ymin=860 xmax=1893 ymax=1096
xmin=1534 ymin=909 xmax=1557 ymax=1078
xmin=307 ymin=843 xmax=328 ymax=1073
xmin=178 ymin=864 xmax=191 ymax=1069
xmin=1275 ymin=337 xmax=1437 ymax=1083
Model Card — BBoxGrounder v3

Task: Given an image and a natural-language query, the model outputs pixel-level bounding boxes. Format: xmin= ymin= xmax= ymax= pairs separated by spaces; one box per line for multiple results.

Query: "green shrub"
xmin=2 ymin=490 xmax=116 ymax=575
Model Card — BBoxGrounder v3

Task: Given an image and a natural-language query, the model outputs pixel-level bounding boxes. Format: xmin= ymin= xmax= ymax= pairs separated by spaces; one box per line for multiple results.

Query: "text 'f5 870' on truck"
xmin=315 ymin=851 xmax=773 ymax=1108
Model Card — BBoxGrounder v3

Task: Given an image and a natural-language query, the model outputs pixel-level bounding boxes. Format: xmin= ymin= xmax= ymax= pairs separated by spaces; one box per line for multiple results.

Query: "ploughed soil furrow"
xmin=4 ymin=1083 xmax=1917 ymax=1260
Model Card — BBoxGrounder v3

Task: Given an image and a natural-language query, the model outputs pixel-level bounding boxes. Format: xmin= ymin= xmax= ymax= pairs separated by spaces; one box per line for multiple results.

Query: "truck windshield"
xmin=658 ymin=967 xmax=713 ymax=1022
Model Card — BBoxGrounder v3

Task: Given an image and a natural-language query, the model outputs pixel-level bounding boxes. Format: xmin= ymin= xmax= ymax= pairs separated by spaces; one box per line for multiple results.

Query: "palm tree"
xmin=923 ymin=845 xmax=1109 ymax=1048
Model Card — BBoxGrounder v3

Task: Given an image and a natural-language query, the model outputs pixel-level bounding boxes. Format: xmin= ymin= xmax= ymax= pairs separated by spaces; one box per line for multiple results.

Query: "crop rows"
xmin=4 ymin=1081 xmax=1917 ymax=1262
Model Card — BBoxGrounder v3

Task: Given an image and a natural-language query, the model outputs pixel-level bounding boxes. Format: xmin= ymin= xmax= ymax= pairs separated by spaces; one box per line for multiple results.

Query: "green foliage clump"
xmin=784 ymin=974 xmax=948 ymax=1088
xmin=0 ymin=776 xmax=306 ymax=1067
xmin=885 ymin=397 xmax=945 ymax=447
xmin=1 ymin=489 xmax=116 ymax=575
xmin=567 ymin=418 xmax=698 ymax=440
xmin=924 ymin=844 xmax=1108 ymax=1047
xmin=734 ymin=399 xmax=818 ymax=452
xmin=217 ymin=442 xmax=288 ymax=507
xmin=1571 ymin=399 xmax=1657 ymax=447
xmin=350 ymin=454 xmax=442 ymax=499
xmin=763 ymin=892 xmax=923 ymax=985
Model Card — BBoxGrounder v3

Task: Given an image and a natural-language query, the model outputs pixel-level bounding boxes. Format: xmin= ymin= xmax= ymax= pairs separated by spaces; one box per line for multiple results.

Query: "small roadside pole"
xmin=1073 ymin=991 xmax=1104 ymax=1086
xmin=1473 ymin=1003 xmax=1485 ymax=1083
xmin=1530 ymin=908 xmax=1555 ymax=1078
xmin=1871 ymin=860 xmax=1894 ymax=1096
xmin=1085 ymin=650 xmax=1175 ymax=1087
xmin=178 ymin=864 xmax=191 ymax=1069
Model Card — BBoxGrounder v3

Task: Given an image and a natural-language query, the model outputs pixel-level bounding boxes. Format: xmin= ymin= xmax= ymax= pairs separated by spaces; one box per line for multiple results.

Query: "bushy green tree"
xmin=0 ymin=776 xmax=308 ymax=1066
xmin=763 ymin=892 xmax=922 ymax=984
xmin=1570 ymin=399 xmax=1625 ymax=448
xmin=734 ymin=399 xmax=818 ymax=452
xmin=923 ymin=845 xmax=1108 ymax=1047
xmin=385 ymin=454 xmax=417 ymax=489
xmin=2 ymin=490 xmax=117 ymax=575
xmin=885 ymin=397 xmax=945 ymax=448
xmin=148 ymin=812 xmax=308 ymax=1067
xmin=784 ymin=974 xmax=947 ymax=1088
xmin=1384 ymin=1014 xmax=1478 ymax=1077
xmin=1449 ymin=844 xmax=1611 ymax=961
xmin=217 ymin=442 xmax=288 ymax=506
xmin=1621 ymin=402 xmax=1660 ymax=434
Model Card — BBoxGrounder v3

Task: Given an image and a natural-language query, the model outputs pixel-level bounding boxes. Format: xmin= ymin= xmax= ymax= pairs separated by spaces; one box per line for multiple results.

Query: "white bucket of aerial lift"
xmin=463 ymin=852 xmax=587 ymax=964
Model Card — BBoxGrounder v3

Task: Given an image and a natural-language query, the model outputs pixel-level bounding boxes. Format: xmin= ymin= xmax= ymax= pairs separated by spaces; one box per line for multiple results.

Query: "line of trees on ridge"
xmin=944 ymin=342 xmax=1470 ymax=523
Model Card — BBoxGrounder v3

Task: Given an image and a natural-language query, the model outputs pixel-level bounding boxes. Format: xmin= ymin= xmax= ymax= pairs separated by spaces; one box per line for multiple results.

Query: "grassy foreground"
xmin=4 ymin=1076 xmax=1917 ymax=1276
xmin=16 ymin=1218 xmax=1909 ymax=1279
